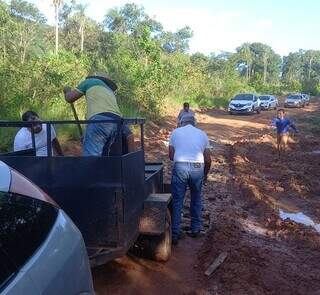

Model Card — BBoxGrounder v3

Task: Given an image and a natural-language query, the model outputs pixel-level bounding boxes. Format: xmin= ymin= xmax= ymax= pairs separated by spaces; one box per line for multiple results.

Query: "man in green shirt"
xmin=63 ymin=73 xmax=122 ymax=156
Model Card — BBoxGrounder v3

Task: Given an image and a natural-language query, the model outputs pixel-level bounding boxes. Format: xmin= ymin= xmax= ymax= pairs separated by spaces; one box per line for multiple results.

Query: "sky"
xmin=29 ymin=0 xmax=320 ymax=56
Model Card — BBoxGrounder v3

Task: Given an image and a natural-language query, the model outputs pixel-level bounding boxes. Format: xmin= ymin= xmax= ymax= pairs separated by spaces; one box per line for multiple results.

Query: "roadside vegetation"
xmin=1 ymin=0 xmax=320 ymax=142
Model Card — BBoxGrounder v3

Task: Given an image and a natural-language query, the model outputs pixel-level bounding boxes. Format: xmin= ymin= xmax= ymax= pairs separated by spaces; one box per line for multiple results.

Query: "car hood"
xmin=229 ymin=100 xmax=253 ymax=105
xmin=286 ymin=99 xmax=300 ymax=103
xmin=0 ymin=161 xmax=11 ymax=192
xmin=260 ymin=100 xmax=271 ymax=104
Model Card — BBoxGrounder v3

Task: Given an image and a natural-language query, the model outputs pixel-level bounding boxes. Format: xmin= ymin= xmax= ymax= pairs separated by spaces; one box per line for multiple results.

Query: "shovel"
xmin=70 ymin=103 xmax=84 ymax=143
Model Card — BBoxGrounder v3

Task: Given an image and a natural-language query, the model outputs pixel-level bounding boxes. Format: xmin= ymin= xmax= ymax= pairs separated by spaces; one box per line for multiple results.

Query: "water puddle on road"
xmin=311 ymin=150 xmax=320 ymax=155
xmin=279 ymin=209 xmax=320 ymax=233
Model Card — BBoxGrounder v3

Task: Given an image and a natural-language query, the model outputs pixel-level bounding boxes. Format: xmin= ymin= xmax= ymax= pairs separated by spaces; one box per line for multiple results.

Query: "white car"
xmin=259 ymin=95 xmax=278 ymax=110
xmin=228 ymin=93 xmax=261 ymax=115
xmin=0 ymin=161 xmax=94 ymax=295
xmin=284 ymin=94 xmax=305 ymax=108
xmin=301 ymin=93 xmax=310 ymax=105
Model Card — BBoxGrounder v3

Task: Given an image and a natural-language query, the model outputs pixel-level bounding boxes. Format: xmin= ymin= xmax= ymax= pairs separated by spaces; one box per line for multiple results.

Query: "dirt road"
xmin=93 ymin=99 xmax=320 ymax=295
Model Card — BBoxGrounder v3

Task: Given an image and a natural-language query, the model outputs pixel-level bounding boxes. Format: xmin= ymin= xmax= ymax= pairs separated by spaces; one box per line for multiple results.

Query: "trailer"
xmin=0 ymin=118 xmax=172 ymax=267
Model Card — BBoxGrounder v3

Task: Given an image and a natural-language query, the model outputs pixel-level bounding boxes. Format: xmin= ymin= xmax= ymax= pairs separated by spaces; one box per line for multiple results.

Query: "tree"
xmin=235 ymin=42 xmax=281 ymax=84
xmin=74 ymin=3 xmax=88 ymax=52
xmin=104 ymin=3 xmax=162 ymax=36
xmin=282 ymin=51 xmax=304 ymax=83
xmin=236 ymin=43 xmax=253 ymax=81
xmin=9 ymin=0 xmax=46 ymax=63
xmin=161 ymin=26 xmax=193 ymax=53
xmin=52 ymin=0 xmax=63 ymax=54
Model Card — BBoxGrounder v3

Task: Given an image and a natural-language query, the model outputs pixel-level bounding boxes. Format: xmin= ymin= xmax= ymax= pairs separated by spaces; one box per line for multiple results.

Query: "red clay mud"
xmin=91 ymin=98 xmax=320 ymax=295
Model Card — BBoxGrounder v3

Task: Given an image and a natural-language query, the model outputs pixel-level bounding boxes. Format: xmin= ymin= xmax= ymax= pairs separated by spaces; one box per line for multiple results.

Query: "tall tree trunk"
xmin=246 ymin=61 xmax=251 ymax=81
xmin=55 ymin=5 xmax=59 ymax=55
xmin=80 ymin=24 xmax=84 ymax=52
xmin=308 ymin=57 xmax=313 ymax=80
xmin=263 ymin=53 xmax=268 ymax=85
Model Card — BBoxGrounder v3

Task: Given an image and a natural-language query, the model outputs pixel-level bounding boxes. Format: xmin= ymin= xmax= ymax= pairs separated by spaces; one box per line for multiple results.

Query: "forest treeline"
xmin=1 ymin=0 xmax=320 ymax=122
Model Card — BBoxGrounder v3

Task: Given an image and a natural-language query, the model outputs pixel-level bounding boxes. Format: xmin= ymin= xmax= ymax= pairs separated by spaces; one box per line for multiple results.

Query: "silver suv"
xmin=259 ymin=95 xmax=278 ymax=110
xmin=228 ymin=93 xmax=261 ymax=115
xmin=301 ymin=93 xmax=310 ymax=106
xmin=284 ymin=94 xmax=305 ymax=108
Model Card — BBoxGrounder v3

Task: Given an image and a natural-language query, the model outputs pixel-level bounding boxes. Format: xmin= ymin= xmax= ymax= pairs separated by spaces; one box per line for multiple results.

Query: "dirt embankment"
xmin=94 ymin=98 xmax=320 ymax=295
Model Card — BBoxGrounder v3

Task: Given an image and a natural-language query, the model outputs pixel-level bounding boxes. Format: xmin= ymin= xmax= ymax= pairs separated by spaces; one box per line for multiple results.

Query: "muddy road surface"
xmin=93 ymin=99 xmax=320 ymax=295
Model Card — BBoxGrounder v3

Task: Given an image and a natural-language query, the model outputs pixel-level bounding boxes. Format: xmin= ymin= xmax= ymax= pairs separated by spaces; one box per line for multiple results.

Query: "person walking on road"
xmin=272 ymin=109 xmax=298 ymax=158
xmin=63 ymin=72 xmax=122 ymax=156
xmin=177 ymin=102 xmax=195 ymax=127
xmin=169 ymin=114 xmax=211 ymax=245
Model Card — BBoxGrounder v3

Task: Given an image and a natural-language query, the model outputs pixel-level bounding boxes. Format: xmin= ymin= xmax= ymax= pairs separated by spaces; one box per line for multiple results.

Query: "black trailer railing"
xmin=0 ymin=118 xmax=145 ymax=156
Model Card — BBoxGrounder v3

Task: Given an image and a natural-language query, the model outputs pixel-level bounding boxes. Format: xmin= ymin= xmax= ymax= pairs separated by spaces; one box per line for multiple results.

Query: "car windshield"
xmin=288 ymin=95 xmax=301 ymax=100
xmin=233 ymin=94 xmax=253 ymax=101
xmin=259 ymin=96 xmax=271 ymax=101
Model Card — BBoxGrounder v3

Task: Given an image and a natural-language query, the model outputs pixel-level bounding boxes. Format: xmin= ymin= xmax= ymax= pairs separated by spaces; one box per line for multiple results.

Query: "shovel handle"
xmin=70 ymin=103 xmax=84 ymax=141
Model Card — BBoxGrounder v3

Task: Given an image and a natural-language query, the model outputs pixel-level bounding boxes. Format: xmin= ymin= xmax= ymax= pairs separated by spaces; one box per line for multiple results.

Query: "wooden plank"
xmin=205 ymin=252 xmax=228 ymax=277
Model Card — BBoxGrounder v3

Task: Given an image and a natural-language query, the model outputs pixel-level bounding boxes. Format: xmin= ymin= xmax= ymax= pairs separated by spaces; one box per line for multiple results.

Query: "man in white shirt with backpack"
xmin=169 ymin=114 xmax=211 ymax=245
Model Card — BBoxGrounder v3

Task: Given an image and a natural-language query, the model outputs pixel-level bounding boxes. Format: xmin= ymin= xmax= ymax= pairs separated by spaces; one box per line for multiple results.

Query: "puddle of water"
xmin=279 ymin=209 xmax=320 ymax=233
xmin=311 ymin=150 xmax=320 ymax=154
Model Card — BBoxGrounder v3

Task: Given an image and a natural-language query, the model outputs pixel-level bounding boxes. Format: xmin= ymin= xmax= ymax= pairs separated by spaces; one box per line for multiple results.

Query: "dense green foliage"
xmin=1 ymin=0 xmax=320 ymax=128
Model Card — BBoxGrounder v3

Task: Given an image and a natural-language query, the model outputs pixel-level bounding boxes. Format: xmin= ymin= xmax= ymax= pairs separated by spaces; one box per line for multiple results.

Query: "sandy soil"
xmin=93 ymin=98 xmax=320 ymax=295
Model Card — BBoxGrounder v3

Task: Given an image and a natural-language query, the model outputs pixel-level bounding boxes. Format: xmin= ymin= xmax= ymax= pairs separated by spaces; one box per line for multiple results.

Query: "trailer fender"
xmin=139 ymin=193 xmax=172 ymax=235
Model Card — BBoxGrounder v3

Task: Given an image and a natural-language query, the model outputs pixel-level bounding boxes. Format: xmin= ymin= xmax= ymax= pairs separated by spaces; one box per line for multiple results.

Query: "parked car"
xmin=228 ymin=93 xmax=261 ymax=115
xmin=0 ymin=161 xmax=94 ymax=295
xmin=259 ymin=95 xmax=278 ymax=110
xmin=301 ymin=93 xmax=310 ymax=105
xmin=284 ymin=94 xmax=305 ymax=108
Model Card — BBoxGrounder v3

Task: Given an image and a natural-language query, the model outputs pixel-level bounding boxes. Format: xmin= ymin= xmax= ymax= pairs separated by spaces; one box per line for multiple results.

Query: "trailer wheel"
xmin=132 ymin=209 xmax=172 ymax=262
xmin=148 ymin=209 xmax=172 ymax=262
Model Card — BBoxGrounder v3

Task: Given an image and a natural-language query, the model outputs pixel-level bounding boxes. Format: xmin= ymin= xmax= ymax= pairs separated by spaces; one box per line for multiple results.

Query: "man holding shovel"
xmin=63 ymin=72 xmax=122 ymax=156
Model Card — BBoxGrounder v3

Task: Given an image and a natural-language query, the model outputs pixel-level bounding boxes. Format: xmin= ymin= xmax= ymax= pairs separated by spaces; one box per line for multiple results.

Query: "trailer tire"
xmin=131 ymin=209 xmax=172 ymax=262
xmin=148 ymin=209 xmax=172 ymax=262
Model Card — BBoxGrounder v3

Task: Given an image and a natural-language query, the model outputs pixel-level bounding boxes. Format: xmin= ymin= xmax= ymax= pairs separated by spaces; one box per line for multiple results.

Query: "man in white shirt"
xmin=14 ymin=111 xmax=63 ymax=157
xmin=169 ymin=114 xmax=211 ymax=245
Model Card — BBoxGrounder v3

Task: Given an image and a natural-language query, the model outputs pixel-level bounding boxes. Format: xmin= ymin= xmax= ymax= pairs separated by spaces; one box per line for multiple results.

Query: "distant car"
xmin=228 ymin=93 xmax=261 ymax=115
xmin=284 ymin=94 xmax=305 ymax=108
xmin=301 ymin=93 xmax=310 ymax=106
xmin=259 ymin=95 xmax=278 ymax=110
xmin=0 ymin=161 xmax=94 ymax=295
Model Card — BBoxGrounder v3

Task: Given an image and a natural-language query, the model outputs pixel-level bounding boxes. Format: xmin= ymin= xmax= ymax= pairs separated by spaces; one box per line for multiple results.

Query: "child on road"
xmin=272 ymin=109 xmax=298 ymax=158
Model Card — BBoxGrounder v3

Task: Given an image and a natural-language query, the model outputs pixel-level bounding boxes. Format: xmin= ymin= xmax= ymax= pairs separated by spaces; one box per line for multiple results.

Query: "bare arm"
xmin=63 ymin=86 xmax=83 ymax=103
xmin=203 ymin=148 xmax=211 ymax=181
xmin=127 ymin=134 xmax=136 ymax=153
xmin=52 ymin=138 xmax=64 ymax=156
xmin=169 ymin=145 xmax=175 ymax=161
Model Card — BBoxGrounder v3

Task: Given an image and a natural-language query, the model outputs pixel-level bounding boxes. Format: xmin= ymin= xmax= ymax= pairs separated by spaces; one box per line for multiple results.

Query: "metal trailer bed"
xmin=0 ymin=119 xmax=172 ymax=266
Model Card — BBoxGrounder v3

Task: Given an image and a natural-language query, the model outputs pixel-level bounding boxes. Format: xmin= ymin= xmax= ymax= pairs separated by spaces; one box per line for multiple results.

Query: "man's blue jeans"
xmin=171 ymin=162 xmax=204 ymax=237
xmin=83 ymin=114 xmax=118 ymax=156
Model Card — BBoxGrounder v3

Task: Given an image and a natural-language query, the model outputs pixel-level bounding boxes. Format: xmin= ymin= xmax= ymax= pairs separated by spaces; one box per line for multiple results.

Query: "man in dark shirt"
xmin=177 ymin=102 xmax=195 ymax=127
xmin=272 ymin=109 xmax=298 ymax=158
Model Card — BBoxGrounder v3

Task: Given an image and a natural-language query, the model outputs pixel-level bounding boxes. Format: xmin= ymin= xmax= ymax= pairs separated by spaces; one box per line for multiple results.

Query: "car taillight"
xmin=10 ymin=169 xmax=59 ymax=208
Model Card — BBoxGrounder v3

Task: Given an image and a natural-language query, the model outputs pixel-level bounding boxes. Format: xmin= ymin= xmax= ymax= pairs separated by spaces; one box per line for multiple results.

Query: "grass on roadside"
xmin=168 ymin=95 xmax=229 ymax=110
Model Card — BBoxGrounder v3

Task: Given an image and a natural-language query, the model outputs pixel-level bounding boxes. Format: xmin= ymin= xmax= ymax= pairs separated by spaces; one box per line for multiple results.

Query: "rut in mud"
xmin=93 ymin=98 xmax=320 ymax=295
